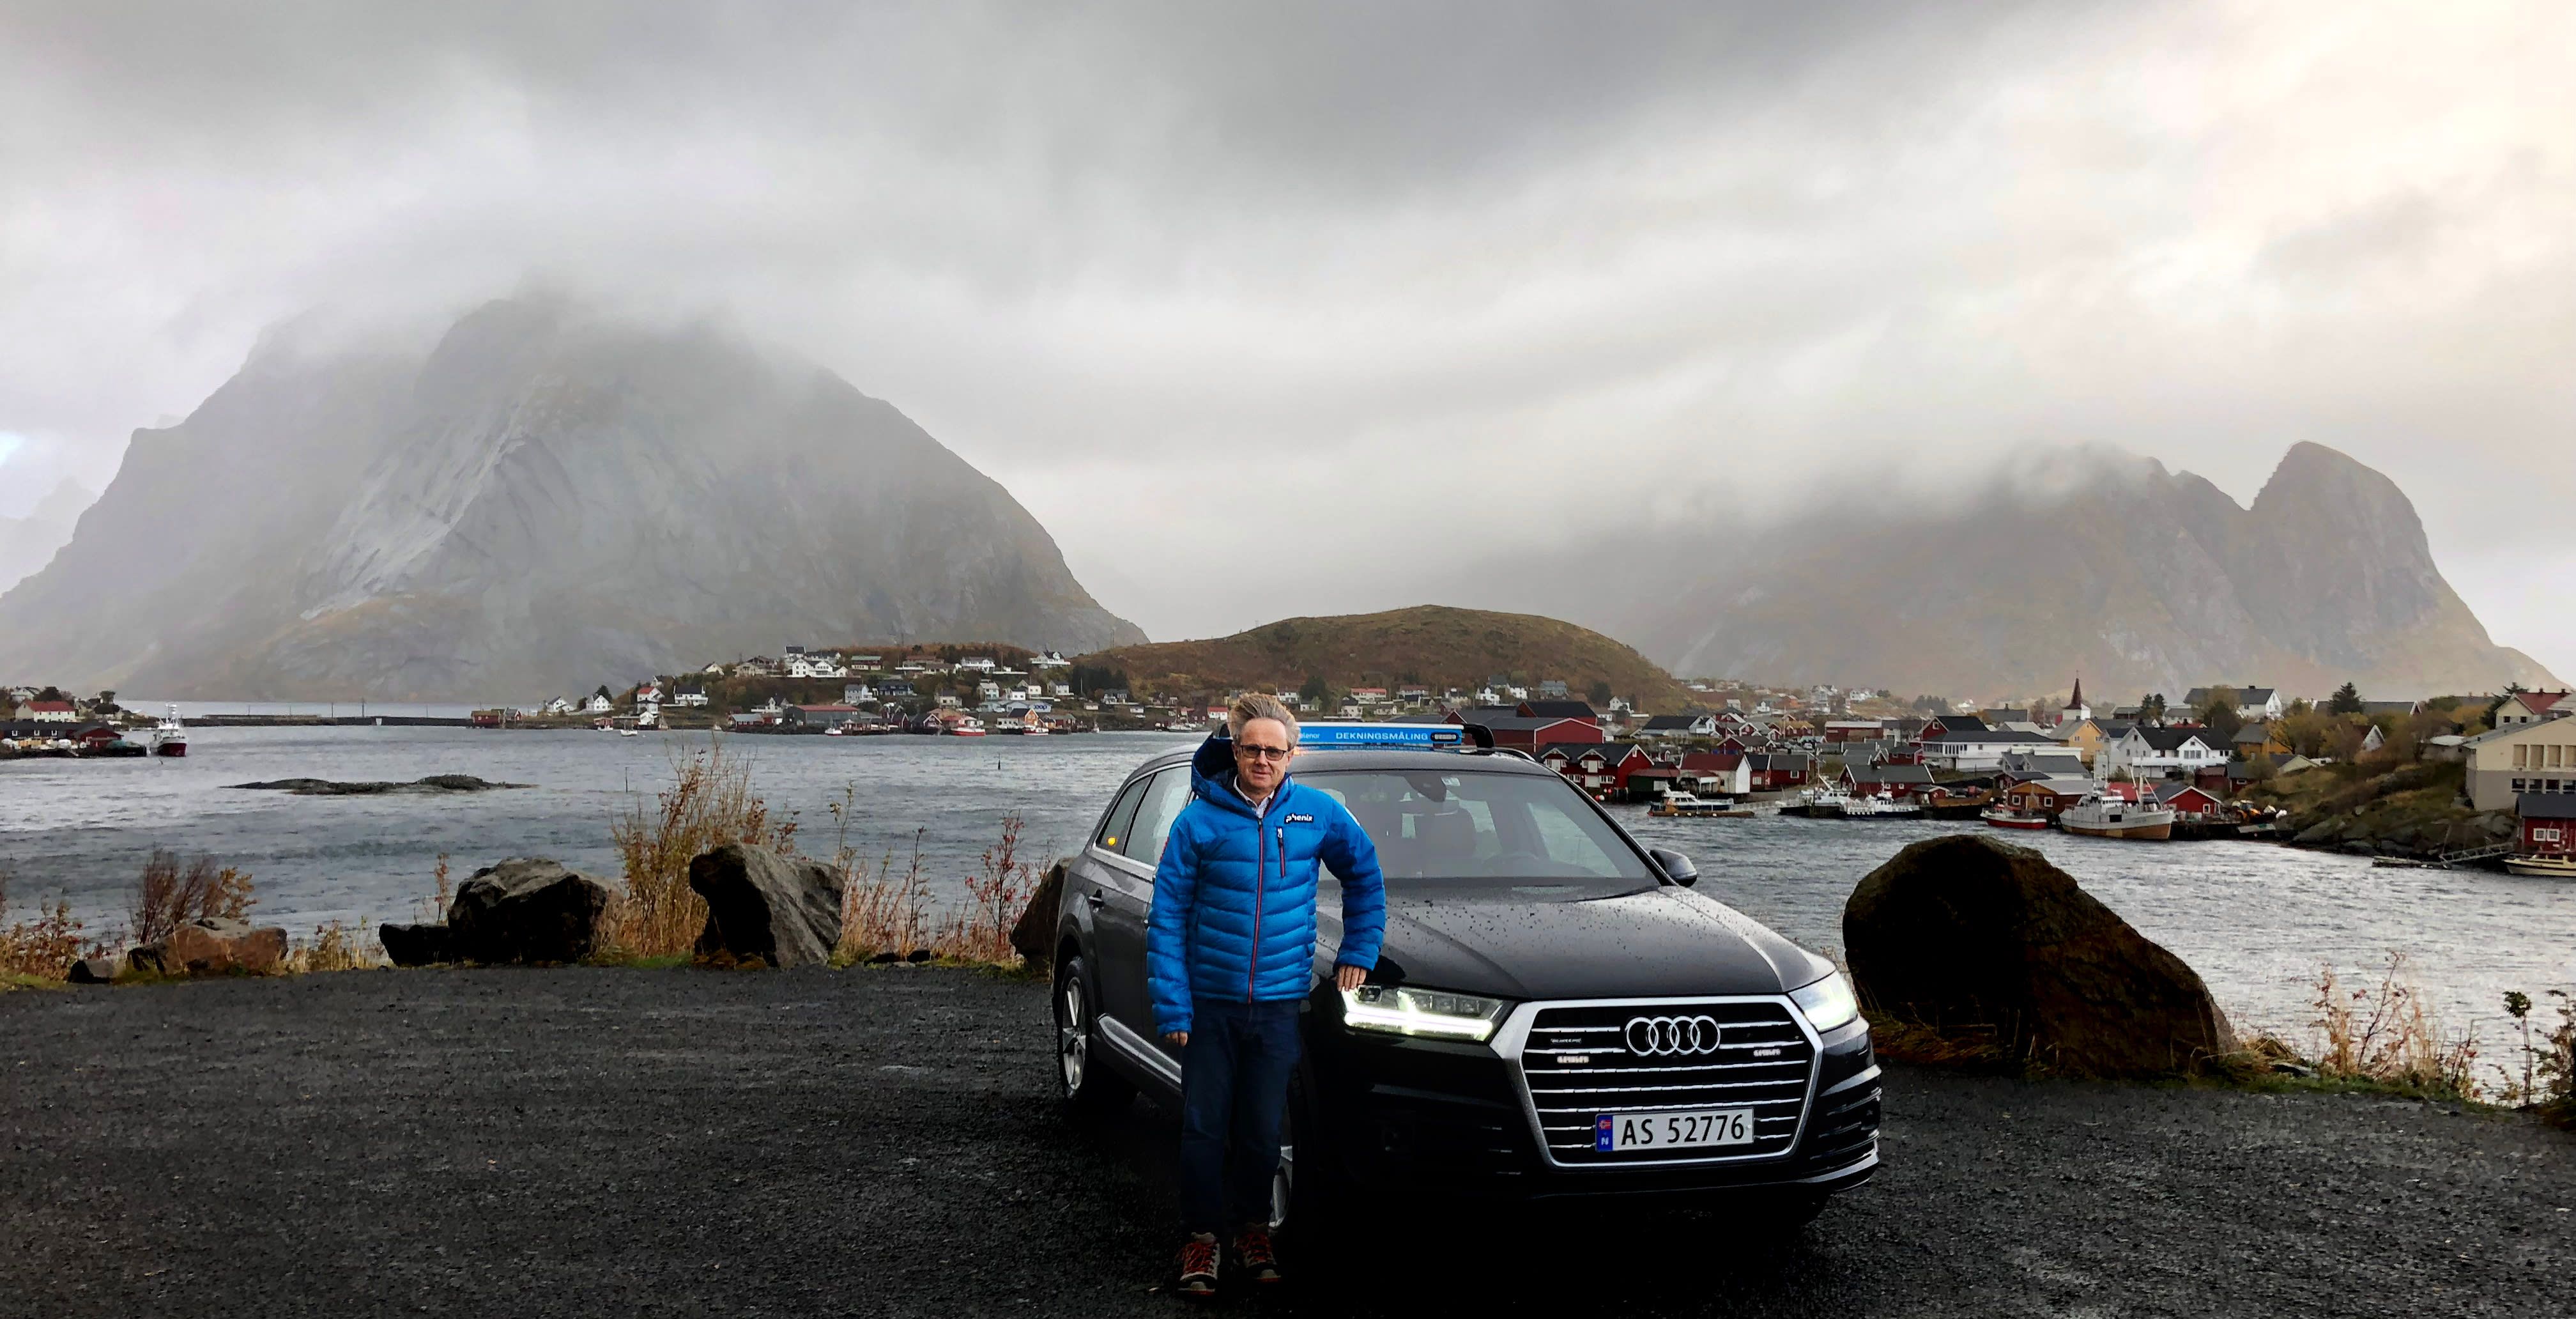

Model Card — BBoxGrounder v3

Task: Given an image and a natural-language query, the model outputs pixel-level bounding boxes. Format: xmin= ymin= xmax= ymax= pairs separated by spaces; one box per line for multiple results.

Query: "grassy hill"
xmin=1071 ymin=605 xmax=1705 ymax=711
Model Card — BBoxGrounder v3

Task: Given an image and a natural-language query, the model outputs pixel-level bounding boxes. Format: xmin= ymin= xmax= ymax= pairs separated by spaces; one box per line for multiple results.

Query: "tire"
xmin=1053 ymin=957 xmax=1134 ymax=1121
xmin=1271 ymin=1068 xmax=1338 ymax=1253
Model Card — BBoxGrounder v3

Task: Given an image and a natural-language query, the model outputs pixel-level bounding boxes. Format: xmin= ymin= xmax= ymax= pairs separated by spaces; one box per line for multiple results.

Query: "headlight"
xmin=1339 ymin=984 xmax=1508 ymax=1042
xmin=1790 ymin=972 xmax=1860 ymax=1032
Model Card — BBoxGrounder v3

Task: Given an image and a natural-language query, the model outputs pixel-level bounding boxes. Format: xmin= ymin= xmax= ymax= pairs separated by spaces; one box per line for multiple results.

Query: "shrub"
xmin=130 ymin=851 xmax=255 ymax=946
xmin=288 ymin=920 xmax=383 ymax=973
xmin=606 ymin=742 xmax=797 ymax=956
xmin=937 ymin=813 xmax=1031 ymax=965
xmin=0 ymin=868 xmax=87 ymax=981
xmin=2307 ymin=953 xmax=2478 ymax=1100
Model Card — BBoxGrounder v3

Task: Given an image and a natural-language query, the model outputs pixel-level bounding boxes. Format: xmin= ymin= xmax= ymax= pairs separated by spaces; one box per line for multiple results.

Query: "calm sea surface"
xmin=4 ymin=726 xmax=2569 ymax=1040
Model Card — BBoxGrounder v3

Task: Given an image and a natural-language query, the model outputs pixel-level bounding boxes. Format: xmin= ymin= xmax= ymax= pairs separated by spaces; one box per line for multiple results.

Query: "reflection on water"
xmin=4 ymin=725 xmax=2570 ymax=1035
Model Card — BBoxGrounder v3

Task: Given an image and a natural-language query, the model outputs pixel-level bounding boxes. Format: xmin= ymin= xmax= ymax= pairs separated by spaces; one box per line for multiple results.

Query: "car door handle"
xmin=1085 ymin=892 xmax=1106 ymax=909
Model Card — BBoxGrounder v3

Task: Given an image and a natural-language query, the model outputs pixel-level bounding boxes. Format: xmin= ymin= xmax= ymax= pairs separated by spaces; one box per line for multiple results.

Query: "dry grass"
xmin=286 ymin=920 xmax=385 ymax=973
xmin=130 ymin=850 xmax=255 ymax=946
xmin=0 ymin=868 xmax=88 ymax=981
xmin=605 ymin=741 xmax=798 ymax=957
xmin=836 ymin=835 xmax=937 ymax=962
xmin=2306 ymin=953 xmax=2479 ymax=1100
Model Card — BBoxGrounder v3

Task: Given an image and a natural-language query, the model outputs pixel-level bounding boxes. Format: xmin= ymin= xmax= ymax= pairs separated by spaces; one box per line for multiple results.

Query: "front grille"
xmin=1517 ymin=999 xmax=1816 ymax=1165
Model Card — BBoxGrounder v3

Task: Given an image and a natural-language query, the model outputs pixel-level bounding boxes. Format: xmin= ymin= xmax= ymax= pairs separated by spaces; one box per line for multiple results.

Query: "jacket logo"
xmin=1284 ymin=813 xmax=1314 ymax=823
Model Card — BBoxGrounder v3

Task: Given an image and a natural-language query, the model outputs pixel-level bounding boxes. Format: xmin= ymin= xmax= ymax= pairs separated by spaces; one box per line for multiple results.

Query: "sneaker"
xmin=1177 ymin=1232 xmax=1220 ymax=1299
xmin=1233 ymin=1225 xmax=1282 ymax=1285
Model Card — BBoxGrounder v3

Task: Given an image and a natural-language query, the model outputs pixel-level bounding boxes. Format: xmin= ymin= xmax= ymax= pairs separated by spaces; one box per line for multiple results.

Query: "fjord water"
xmin=4 ymin=726 xmax=2568 ymax=1037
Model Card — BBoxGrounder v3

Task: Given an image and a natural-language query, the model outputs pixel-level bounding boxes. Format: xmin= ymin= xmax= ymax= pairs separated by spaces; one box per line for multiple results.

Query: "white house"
xmin=2097 ymin=725 xmax=2227 ymax=777
xmin=2493 ymin=690 xmax=2572 ymax=727
xmin=670 ymin=689 xmax=710 ymax=708
xmin=2183 ymin=685 xmax=2284 ymax=722
xmin=22 ymin=700 xmax=78 ymax=723
xmin=1031 ymin=651 xmax=1071 ymax=669
xmin=583 ymin=694 xmax=613 ymax=714
xmin=787 ymin=654 xmax=847 ymax=679
xmin=1915 ymin=728 xmax=2060 ymax=772
xmin=957 ymin=656 xmax=998 ymax=672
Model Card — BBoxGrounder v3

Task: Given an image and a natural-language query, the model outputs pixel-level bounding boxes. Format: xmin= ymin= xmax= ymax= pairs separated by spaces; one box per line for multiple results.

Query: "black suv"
xmin=1048 ymin=732 xmax=1879 ymax=1231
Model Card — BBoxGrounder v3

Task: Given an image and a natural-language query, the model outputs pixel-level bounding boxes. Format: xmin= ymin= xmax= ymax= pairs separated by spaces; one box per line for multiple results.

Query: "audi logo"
xmin=1624 ymin=1014 xmax=1723 ymax=1056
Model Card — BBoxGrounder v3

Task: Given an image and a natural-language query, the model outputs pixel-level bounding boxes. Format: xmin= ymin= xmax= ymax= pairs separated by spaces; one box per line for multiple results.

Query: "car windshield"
xmin=1299 ymin=767 xmax=1656 ymax=890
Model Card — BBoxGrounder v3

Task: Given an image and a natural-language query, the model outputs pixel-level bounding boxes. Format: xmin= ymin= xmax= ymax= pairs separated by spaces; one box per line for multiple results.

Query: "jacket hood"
xmin=1316 ymin=886 xmax=1831 ymax=1002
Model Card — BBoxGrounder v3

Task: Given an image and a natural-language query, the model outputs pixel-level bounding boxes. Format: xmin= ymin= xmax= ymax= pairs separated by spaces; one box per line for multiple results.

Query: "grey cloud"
xmin=1 ymin=1 xmax=2570 ymax=673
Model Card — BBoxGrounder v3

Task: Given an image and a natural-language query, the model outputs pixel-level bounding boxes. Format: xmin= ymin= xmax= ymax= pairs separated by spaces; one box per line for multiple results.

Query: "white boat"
xmin=1798 ymin=787 xmax=1853 ymax=817
xmin=2503 ymin=854 xmax=2576 ymax=878
xmin=2060 ymin=792 xmax=2174 ymax=840
xmin=1648 ymin=789 xmax=1736 ymax=818
xmin=1840 ymin=794 xmax=1921 ymax=818
xmin=616 ymin=727 xmax=640 ymax=737
xmin=150 ymin=704 xmax=188 ymax=758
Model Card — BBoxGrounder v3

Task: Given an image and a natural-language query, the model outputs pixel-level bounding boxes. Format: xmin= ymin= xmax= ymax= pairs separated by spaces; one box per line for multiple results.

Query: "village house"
xmin=1840 ymin=762 xmax=1935 ymax=800
xmin=1538 ymin=743 xmax=1652 ymax=799
xmin=1520 ymin=698 xmax=1598 ymax=721
xmin=2096 ymin=725 xmax=2227 ymax=778
xmin=22 ymin=699 xmax=77 ymax=723
xmin=2517 ymin=794 xmax=2576 ymax=860
xmin=1998 ymin=748 xmax=2089 ymax=782
xmin=1031 ymin=651 xmax=1070 ymax=669
xmin=787 ymin=653 xmax=847 ymax=679
xmin=2493 ymin=690 xmax=2572 ymax=727
xmin=2183 ymin=685 xmax=2285 ymax=722
xmin=784 ymin=704 xmax=859 ymax=729
xmin=2002 ymin=776 xmax=2092 ymax=817
xmin=2462 ymin=717 xmax=2576 ymax=810
xmin=1915 ymin=725 xmax=2059 ymax=772
xmin=1823 ymin=720 xmax=1885 ymax=744
xmin=2232 ymin=723 xmax=2290 ymax=757
xmin=1398 ymin=685 xmax=1430 ymax=707
xmin=1746 ymin=751 xmax=1813 ymax=792
xmin=2359 ymin=699 xmax=2421 ymax=718
xmin=1446 ymin=706 xmax=1601 ymax=752
xmin=2154 ymin=782 xmax=2227 ymax=820
xmin=1637 ymin=713 xmax=1717 ymax=740
xmin=1677 ymin=752 xmax=1752 ymax=797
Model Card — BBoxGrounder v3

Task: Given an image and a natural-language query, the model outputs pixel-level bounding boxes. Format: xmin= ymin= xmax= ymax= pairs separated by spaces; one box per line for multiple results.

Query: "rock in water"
xmin=378 ymin=922 xmax=454 ymax=967
xmin=1843 ymin=835 xmax=2235 ymax=1077
xmin=1009 ymin=858 xmax=1071 ymax=968
xmin=447 ymin=859 xmax=613 ymax=965
xmin=687 ymin=844 xmax=842 ymax=969
xmin=134 ymin=917 xmax=289 ymax=976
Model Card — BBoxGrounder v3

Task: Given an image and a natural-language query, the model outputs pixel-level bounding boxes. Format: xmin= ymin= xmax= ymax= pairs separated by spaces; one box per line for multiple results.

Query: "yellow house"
xmin=2051 ymin=718 xmax=2110 ymax=768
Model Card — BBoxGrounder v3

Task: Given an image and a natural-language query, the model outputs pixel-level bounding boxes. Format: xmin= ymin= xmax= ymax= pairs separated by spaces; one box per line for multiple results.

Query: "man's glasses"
xmin=1235 ymin=743 xmax=1294 ymax=761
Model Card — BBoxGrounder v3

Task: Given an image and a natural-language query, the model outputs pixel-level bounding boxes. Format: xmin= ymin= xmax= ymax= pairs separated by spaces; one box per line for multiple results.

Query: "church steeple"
xmin=2059 ymin=676 xmax=2089 ymax=726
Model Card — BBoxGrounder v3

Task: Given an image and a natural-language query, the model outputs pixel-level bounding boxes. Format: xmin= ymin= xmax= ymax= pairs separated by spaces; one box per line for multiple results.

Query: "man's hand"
xmin=1335 ymin=964 xmax=1367 ymax=992
xmin=1163 ymin=1031 xmax=1188 ymax=1048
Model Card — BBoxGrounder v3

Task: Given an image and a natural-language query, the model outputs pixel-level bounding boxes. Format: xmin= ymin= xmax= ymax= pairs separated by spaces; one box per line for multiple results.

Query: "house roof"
xmin=2012 ymin=776 xmax=2095 ymax=795
xmin=2506 ymin=691 xmax=2573 ymax=715
xmin=2128 ymin=726 xmax=2212 ymax=752
xmin=2232 ymin=725 xmax=2278 ymax=744
xmin=1844 ymin=763 xmax=1934 ymax=785
xmin=1640 ymin=714 xmax=1705 ymax=730
xmin=2358 ymin=700 xmax=2421 ymax=715
xmin=2517 ymin=792 xmax=2576 ymax=820
xmin=1922 ymin=728 xmax=2056 ymax=745
xmin=1928 ymin=714 xmax=1989 ymax=734
xmin=1520 ymin=700 xmax=1599 ymax=720
xmin=2154 ymin=783 xmax=2220 ymax=804
xmin=2184 ymin=686 xmax=2276 ymax=706
xmin=1538 ymin=742 xmax=1646 ymax=765
xmin=1747 ymin=752 xmax=1812 ymax=771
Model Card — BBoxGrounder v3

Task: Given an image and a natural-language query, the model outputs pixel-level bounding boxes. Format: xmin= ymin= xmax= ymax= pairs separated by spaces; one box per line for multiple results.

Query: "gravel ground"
xmin=3 ymin=968 xmax=2570 ymax=1318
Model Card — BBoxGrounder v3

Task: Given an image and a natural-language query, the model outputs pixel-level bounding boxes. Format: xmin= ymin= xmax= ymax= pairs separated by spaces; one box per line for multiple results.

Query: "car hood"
xmin=1319 ymin=885 xmax=1830 ymax=1002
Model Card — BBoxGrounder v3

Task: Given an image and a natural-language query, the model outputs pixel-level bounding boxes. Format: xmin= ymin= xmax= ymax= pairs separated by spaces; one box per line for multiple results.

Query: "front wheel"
xmin=1054 ymin=957 xmax=1135 ymax=1121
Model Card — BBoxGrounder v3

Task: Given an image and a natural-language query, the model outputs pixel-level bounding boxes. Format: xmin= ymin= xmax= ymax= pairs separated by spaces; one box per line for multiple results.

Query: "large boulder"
xmin=66 ymin=954 xmax=123 ymax=984
xmin=447 ymin=859 xmax=613 ymax=965
xmin=689 ymin=844 xmax=843 ymax=968
xmin=1009 ymin=858 xmax=1071 ymax=968
xmin=131 ymin=917 xmax=288 ymax=976
xmin=378 ymin=922 xmax=455 ymax=967
xmin=1844 ymin=835 xmax=2236 ymax=1077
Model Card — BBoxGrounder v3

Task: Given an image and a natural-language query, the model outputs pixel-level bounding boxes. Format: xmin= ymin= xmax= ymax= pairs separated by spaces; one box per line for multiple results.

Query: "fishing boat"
xmin=2503 ymin=854 xmax=2576 ymax=878
xmin=150 ymin=705 xmax=188 ymax=757
xmin=1843 ymin=795 xmax=1920 ymax=818
xmin=1981 ymin=805 xmax=2050 ymax=831
xmin=1794 ymin=787 xmax=1853 ymax=818
xmin=2059 ymin=792 xmax=2174 ymax=840
xmin=947 ymin=716 xmax=988 ymax=737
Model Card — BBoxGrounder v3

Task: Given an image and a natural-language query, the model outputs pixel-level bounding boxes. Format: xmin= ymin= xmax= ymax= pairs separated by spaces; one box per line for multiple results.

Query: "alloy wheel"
xmin=1058 ymin=980 xmax=1088 ymax=1094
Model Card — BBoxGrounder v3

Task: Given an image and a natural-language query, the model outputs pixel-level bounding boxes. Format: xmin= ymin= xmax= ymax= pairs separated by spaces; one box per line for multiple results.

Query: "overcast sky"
xmin=3 ymin=1 xmax=2570 ymax=675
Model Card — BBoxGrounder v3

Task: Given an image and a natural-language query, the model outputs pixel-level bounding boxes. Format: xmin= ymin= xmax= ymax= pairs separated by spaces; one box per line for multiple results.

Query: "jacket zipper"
xmin=1246 ymin=817 xmax=1267 ymax=1001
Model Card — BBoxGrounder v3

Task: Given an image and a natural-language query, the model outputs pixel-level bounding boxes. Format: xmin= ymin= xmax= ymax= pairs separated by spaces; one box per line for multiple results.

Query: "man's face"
xmin=1233 ymin=717 xmax=1296 ymax=796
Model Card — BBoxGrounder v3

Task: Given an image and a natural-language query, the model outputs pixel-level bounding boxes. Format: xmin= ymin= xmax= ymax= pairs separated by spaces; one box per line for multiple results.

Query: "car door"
xmin=1101 ymin=767 xmax=1195 ymax=1044
xmin=1073 ymin=775 xmax=1151 ymax=965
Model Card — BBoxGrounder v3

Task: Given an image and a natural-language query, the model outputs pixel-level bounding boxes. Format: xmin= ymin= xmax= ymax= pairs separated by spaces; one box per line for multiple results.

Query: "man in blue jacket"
xmin=1146 ymin=693 xmax=1386 ymax=1298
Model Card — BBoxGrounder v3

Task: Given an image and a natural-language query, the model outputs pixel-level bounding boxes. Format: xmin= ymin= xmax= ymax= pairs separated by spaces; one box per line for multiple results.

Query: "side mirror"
xmin=1648 ymin=847 xmax=1699 ymax=888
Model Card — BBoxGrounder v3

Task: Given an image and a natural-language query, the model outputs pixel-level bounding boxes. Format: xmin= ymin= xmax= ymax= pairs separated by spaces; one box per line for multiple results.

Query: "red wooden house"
xmin=1538 ymin=743 xmax=1652 ymax=799
xmin=2153 ymin=783 xmax=2225 ymax=819
xmin=1747 ymin=752 xmax=1812 ymax=792
xmin=2517 ymin=793 xmax=2576 ymax=859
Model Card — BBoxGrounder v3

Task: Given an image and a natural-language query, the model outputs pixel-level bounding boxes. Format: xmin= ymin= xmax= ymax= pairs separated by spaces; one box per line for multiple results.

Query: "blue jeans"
xmin=1178 ymin=997 xmax=1303 ymax=1234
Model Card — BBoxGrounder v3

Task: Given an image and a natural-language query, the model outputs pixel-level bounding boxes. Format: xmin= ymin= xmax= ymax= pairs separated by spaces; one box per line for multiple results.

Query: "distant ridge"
xmin=1073 ymin=605 xmax=1703 ymax=709
xmin=1621 ymin=444 xmax=2556 ymax=700
xmin=0 ymin=298 xmax=1144 ymax=700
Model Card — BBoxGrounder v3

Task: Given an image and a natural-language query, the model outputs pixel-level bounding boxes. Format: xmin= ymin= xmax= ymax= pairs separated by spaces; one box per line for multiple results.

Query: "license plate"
xmin=1595 ymin=1107 xmax=1757 ymax=1152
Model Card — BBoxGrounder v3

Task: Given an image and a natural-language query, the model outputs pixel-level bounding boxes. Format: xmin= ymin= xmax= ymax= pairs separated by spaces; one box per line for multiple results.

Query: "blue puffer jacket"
xmin=1146 ymin=736 xmax=1388 ymax=1036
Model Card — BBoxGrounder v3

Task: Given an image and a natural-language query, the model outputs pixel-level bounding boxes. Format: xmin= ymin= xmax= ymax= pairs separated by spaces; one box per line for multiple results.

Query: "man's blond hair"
xmin=1227 ymin=692 xmax=1300 ymax=744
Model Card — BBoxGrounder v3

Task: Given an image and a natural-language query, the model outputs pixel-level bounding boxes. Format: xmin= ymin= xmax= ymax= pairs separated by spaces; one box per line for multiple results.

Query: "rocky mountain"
xmin=1073 ymin=604 xmax=1706 ymax=710
xmin=0 ymin=479 xmax=96 ymax=596
xmin=0 ymin=298 xmax=1144 ymax=700
xmin=1613 ymin=444 xmax=2556 ymax=702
